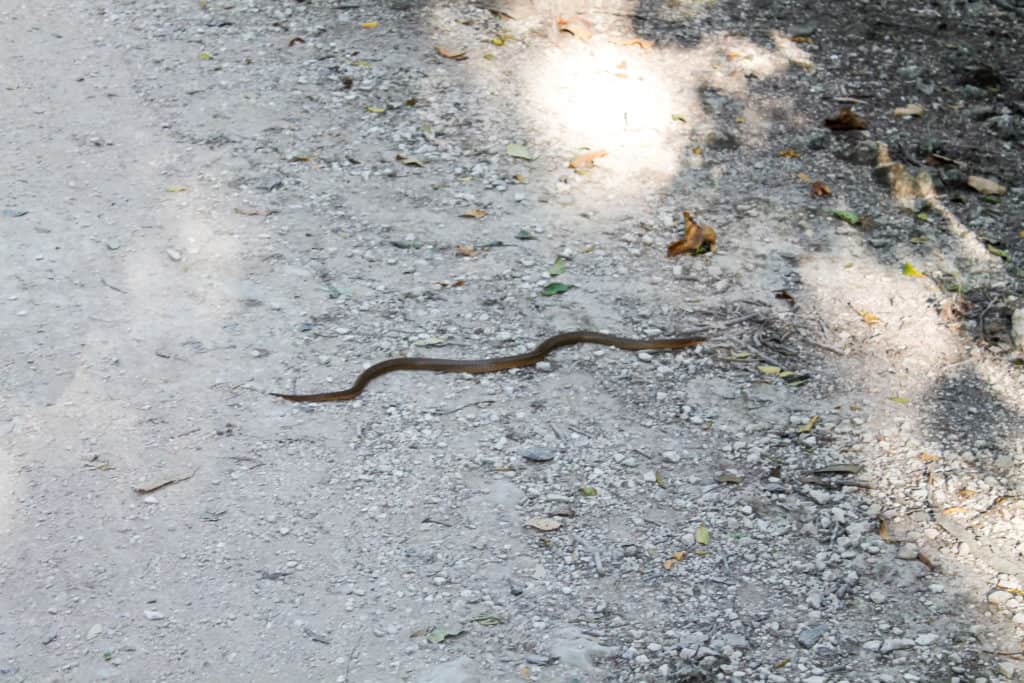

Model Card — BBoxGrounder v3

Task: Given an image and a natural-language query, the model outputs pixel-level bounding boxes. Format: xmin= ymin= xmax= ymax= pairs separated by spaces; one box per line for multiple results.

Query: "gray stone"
xmin=797 ymin=624 xmax=827 ymax=649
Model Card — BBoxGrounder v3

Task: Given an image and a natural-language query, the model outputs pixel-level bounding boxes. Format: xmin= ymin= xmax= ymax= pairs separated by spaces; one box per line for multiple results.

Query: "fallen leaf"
xmin=811 ymin=181 xmax=831 ymax=197
xmin=902 ymin=262 xmax=925 ymax=278
xmin=778 ymin=148 xmax=800 ymax=158
xmin=717 ymin=473 xmax=744 ymax=484
xmin=967 ymin=175 xmax=1007 ymax=196
xmin=774 ymin=290 xmax=795 ymax=303
xmin=512 ymin=173 xmax=527 ymax=183
xmin=691 ymin=146 xmax=703 ymax=155
xmin=526 ymin=517 xmax=561 ymax=531
xmin=987 ymin=244 xmax=1009 ymax=259
xmin=797 ymin=172 xmax=812 ymax=183
xmin=919 ymin=452 xmax=939 ymax=463
xmin=579 ymin=486 xmax=597 ymax=497
xmin=569 ymin=149 xmax=607 ymax=170
xmin=796 ymin=416 xmax=819 ymax=433
xmin=455 ymin=245 xmax=477 ymax=257
xmin=198 ymin=52 xmax=213 ymax=60
xmin=924 ymin=153 xmax=958 ymax=166
xmin=460 ymin=208 xmax=487 ymax=218
xmin=506 ymin=143 xmax=533 ymax=160
xmin=490 ymin=33 xmax=512 ymax=46
xmin=878 ymin=518 xmax=891 ymax=542
xmin=234 ymin=206 xmax=274 ymax=216
xmin=166 ymin=186 xmax=188 ymax=193
xmin=654 ymin=471 xmax=666 ymax=488
xmin=666 ymin=211 xmax=717 ymax=257
xmin=893 ymin=103 xmax=925 ymax=117
xmin=671 ymin=113 xmax=687 ymax=122
xmin=365 ymin=105 xmax=386 ymax=113
xmin=288 ymin=37 xmax=306 ymax=47
xmin=470 ymin=614 xmax=505 ymax=626
xmin=758 ymin=365 xmax=782 ymax=375
xmin=557 ymin=15 xmax=592 ymax=41
xmin=832 ymin=209 xmax=859 ymax=225
xmin=825 ymin=107 xmax=866 ymax=131
xmin=426 ymin=627 xmax=464 ymax=643
xmin=541 ymin=282 xmax=573 ymax=297
xmin=889 ymin=396 xmax=911 ymax=405
xmin=288 ymin=154 xmax=313 ymax=162
xmin=695 ymin=525 xmax=710 ymax=545
xmin=856 ymin=309 xmax=881 ymax=325
xmin=395 ymin=154 xmax=424 ymax=167
xmin=360 ymin=21 xmax=378 ymax=28
xmin=548 ymin=257 xmax=566 ymax=276
xmin=812 ymin=463 xmax=864 ymax=475
xmin=435 ymin=46 xmax=468 ymax=60
xmin=941 ymin=506 xmax=968 ymax=515
xmin=617 ymin=37 xmax=654 ymax=49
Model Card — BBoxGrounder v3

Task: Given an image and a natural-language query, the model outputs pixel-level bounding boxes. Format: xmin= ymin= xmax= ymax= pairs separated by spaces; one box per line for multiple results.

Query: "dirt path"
xmin=2 ymin=0 xmax=1023 ymax=681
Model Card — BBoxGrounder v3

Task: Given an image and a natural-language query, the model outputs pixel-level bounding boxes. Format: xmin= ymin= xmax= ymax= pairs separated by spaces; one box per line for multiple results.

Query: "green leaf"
xmin=198 ymin=52 xmax=213 ymax=60
xmin=889 ymin=396 xmax=911 ymax=405
xmin=796 ymin=415 xmax=819 ymax=433
xmin=987 ymin=244 xmax=1009 ymax=259
xmin=506 ymin=143 xmax=533 ymax=160
xmin=902 ymin=262 xmax=925 ymax=277
xmin=470 ymin=614 xmax=505 ymax=626
xmin=654 ymin=471 xmax=666 ymax=488
xmin=366 ymin=106 xmax=386 ymax=113
xmin=548 ymin=257 xmax=566 ymax=276
xmin=579 ymin=486 xmax=597 ymax=497
xmin=426 ymin=627 xmax=465 ymax=643
xmin=832 ymin=209 xmax=859 ymax=225
xmin=671 ymin=113 xmax=687 ymax=122
xmin=541 ymin=282 xmax=573 ymax=296
xmin=695 ymin=524 xmax=710 ymax=545
xmin=757 ymin=365 xmax=782 ymax=375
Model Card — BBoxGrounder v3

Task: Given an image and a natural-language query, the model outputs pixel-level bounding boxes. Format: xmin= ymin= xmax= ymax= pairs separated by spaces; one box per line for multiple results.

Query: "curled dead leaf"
xmin=557 ymin=15 xmax=593 ymax=41
xmin=825 ymin=107 xmax=866 ymax=131
xmin=893 ymin=103 xmax=925 ymax=117
xmin=460 ymin=208 xmax=487 ymax=218
xmin=288 ymin=36 xmax=306 ymax=47
xmin=811 ymin=181 xmax=831 ymax=197
xmin=455 ymin=245 xmax=477 ymax=257
xmin=617 ymin=37 xmax=653 ymax=49
xmin=778 ymin=148 xmax=800 ymax=158
xmin=435 ymin=46 xmax=468 ymax=61
xmin=569 ymin=149 xmax=607 ymax=170
xmin=667 ymin=211 xmax=717 ymax=257
xmin=967 ymin=175 xmax=1007 ymax=196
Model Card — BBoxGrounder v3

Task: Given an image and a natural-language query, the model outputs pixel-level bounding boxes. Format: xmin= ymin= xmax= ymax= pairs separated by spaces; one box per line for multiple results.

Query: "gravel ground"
xmin=2 ymin=0 xmax=1024 ymax=681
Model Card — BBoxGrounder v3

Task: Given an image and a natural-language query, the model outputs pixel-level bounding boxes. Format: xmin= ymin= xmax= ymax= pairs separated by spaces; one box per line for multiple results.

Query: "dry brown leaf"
xmin=691 ymin=146 xmax=703 ymax=155
xmin=667 ymin=211 xmax=717 ymax=257
xmin=461 ymin=208 xmax=487 ymax=218
xmin=857 ymin=310 xmax=881 ymax=325
xmin=288 ymin=36 xmax=306 ymax=47
xmin=918 ymin=452 xmax=939 ymax=463
xmin=811 ymin=181 xmax=831 ymax=197
xmin=796 ymin=171 xmax=812 ymax=183
xmin=778 ymin=148 xmax=800 ymax=158
xmin=234 ymin=206 xmax=274 ymax=216
xmin=435 ymin=46 xmax=468 ymax=61
xmin=893 ymin=103 xmax=925 ymax=117
xmin=967 ymin=175 xmax=1007 ymax=196
xmin=790 ymin=35 xmax=813 ymax=43
xmin=569 ymin=149 xmax=607 ymax=170
xmin=434 ymin=279 xmax=466 ymax=288
xmin=924 ymin=153 xmax=958 ymax=166
xmin=455 ymin=245 xmax=477 ymax=257
xmin=941 ymin=506 xmax=969 ymax=515
xmin=617 ymin=37 xmax=653 ymax=49
xmin=825 ymin=107 xmax=866 ymax=131
xmin=557 ymin=15 xmax=592 ymax=41
xmin=878 ymin=518 xmax=892 ymax=542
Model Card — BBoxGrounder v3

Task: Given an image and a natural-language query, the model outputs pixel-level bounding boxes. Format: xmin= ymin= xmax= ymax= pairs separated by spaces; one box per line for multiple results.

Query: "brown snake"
xmin=272 ymin=331 xmax=705 ymax=403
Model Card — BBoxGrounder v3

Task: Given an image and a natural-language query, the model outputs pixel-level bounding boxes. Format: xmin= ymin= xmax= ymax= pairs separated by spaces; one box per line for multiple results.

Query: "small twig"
xmin=100 ymin=278 xmax=127 ymax=294
xmin=833 ymin=96 xmax=870 ymax=105
xmin=431 ymin=399 xmax=496 ymax=416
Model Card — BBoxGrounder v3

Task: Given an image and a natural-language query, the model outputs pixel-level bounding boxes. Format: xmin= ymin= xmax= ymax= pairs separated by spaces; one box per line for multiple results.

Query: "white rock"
xmin=1012 ymin=308 xmax=1024 ymax=351
xmin=915 ymin=633 xmax=939 ymax=646
xmin=143 ymin=610 xmax=165 ymax=621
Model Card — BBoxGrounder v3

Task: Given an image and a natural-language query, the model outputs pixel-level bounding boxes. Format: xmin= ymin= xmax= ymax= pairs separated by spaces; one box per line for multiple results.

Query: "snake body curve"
xmin=272 ymin=331 xmax=705 ymax=403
